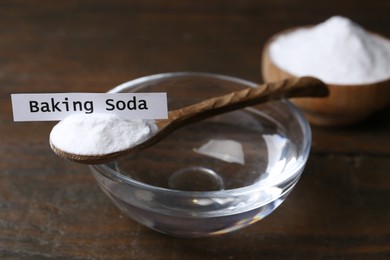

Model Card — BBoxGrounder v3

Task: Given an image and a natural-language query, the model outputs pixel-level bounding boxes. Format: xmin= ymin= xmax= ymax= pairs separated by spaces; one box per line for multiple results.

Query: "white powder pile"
xmin=269 ymin=16 xmax=390 ymax=85
xmin=50 ymin=114 xmax=157 ymax=155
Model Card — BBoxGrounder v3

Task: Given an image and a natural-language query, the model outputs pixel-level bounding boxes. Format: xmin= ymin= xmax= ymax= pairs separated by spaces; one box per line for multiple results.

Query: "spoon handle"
xmin=166 ymin=77 xmax=328 ymax=125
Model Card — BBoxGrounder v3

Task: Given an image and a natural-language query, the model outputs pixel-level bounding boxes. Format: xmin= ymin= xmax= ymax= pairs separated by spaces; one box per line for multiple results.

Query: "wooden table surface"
xmin=1 ymin=1 xmax=389 ymax=259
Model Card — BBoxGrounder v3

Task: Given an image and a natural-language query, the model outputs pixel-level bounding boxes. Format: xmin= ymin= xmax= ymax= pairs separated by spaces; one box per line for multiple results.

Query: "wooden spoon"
xmin=51 ymin=77 xmax=328 ymax=164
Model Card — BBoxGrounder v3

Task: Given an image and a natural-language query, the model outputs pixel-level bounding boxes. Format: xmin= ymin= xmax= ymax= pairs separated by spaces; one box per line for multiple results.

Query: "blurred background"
xmin=3 ymin=0 xmax=390 ymax=94
xmin=1 ymin=1 xmax=389 ymax=259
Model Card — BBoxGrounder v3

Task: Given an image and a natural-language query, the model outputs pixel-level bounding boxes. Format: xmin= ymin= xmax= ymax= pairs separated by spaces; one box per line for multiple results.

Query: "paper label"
xmin=11 ymin=93 xmax=168 ymax=121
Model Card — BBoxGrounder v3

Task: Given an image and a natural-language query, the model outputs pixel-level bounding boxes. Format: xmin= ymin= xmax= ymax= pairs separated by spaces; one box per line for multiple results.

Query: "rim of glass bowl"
xmin=90 ymin=72 xmax=312 ymax=196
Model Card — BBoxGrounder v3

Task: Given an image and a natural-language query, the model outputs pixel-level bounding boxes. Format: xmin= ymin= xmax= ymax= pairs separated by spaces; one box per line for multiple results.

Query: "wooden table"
xmin=1 ymin=1 xmax=389 ymax=259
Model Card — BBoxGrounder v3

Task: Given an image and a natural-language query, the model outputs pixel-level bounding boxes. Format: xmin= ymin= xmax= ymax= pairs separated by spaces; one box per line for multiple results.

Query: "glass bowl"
xmin=89 ymin=72 xmax=311 ymax=237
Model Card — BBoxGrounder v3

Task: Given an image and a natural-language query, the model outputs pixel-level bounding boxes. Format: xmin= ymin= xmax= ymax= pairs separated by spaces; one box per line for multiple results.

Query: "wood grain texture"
xmin=1 ymin=0 xmax=389 ymax=259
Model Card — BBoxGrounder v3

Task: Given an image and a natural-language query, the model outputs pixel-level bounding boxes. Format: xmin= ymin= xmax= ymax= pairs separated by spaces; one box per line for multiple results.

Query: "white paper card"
xmin=11 ymin=93 xmax=168 ymax=121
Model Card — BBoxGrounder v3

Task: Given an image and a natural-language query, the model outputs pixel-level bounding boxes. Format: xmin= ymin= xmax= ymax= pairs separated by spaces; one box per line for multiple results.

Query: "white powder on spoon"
xmin=269 ymin=16 xmax=390 ymax=85
xmin=50 ymin=114 xmax=157 ymax=155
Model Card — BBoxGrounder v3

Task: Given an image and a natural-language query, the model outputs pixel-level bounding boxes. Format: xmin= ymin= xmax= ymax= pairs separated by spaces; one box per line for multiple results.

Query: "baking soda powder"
xmin=269 ymin=16 xmax=390 ymax=84
xmin=50 ymin=114 xmax=157 ymax=155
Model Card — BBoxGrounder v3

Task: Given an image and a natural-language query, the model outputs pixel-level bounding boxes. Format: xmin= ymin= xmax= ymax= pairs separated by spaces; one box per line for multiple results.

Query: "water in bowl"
xmin=93 ymin=106 xmax=301 ymax=236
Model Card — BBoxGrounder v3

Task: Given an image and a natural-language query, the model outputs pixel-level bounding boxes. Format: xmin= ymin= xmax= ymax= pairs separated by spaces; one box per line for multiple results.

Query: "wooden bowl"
xmin=261 ymin=29 xmax=390 ymax=127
